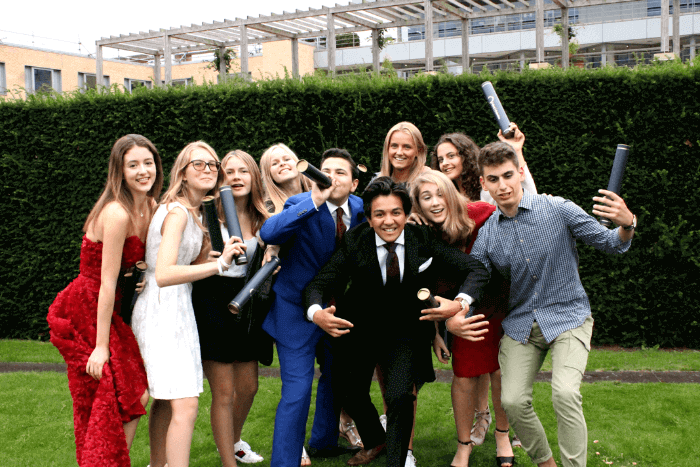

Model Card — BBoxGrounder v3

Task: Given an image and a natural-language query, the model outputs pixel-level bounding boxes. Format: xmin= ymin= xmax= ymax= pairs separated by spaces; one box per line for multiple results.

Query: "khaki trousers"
xmin=498 ymin=316 xmax=593 ymax=467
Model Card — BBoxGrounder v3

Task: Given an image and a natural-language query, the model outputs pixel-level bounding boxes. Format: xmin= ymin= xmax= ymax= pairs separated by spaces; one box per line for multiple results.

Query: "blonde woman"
xmin=132 ymin=141 xmax=244 ymax=467
xmin=378 ymin=122 xmax=431 ymax=187
xmin=192 ymin=150 xmax=274 ymax=466
xmin=259 ymin=143 xmax=311 ymax=213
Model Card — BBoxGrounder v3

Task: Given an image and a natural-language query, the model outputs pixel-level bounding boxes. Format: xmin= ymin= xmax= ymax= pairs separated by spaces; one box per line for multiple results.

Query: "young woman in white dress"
xmin=132 ymin=141 xmax=244 ymax=467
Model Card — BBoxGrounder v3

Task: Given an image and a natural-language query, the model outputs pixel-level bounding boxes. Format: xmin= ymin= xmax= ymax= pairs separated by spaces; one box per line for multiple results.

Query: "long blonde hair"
xmin=219 ymin=150 xmax=271 ymax=234
xmin=411 ymin=170 xmax=475 ymax=248
xmin=160 ymin=141 xmax=223 ymax=231
xmin=259 ymin=143 xmax=311 ymax=213
xmin=84 ymin=134 xmax=163 ymax=233
xmin=379 ymin=122 xmax=427 ymax=186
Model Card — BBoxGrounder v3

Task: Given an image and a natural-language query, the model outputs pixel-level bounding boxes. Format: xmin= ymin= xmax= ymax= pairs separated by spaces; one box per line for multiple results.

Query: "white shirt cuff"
xmin=307 ymin=304 xmax=323 ymax=322
xmin=455 ymin=293 xmax=474 ymax=305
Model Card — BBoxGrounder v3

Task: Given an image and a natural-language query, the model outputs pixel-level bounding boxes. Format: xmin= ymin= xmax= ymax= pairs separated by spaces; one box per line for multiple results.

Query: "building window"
xmin=0 ymin=63 xmax=6 ymax=95
xmin=124 ymin=78 xmax=152 ymax=92
xmin=161 ymin=78 xmax=192 ymax=87
xmin=24 ymin=66 xmax=62 ymax=95
xmin=78 ymin=72 xmax=110 ymax=90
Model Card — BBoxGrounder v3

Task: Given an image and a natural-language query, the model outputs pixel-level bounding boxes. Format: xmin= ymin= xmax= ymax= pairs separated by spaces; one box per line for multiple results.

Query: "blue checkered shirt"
xmin=470 ymin=190 xmax=632 ymax=344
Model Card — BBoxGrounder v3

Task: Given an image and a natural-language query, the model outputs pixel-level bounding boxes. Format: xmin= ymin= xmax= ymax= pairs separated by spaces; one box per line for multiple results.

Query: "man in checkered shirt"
xmin=448 ymin=141 xmax=636 ymax=467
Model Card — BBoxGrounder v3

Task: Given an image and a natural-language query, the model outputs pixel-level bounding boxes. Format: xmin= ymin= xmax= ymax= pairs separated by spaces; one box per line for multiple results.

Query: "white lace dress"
xmin=132 ymin=202 xmax=204 ymax=400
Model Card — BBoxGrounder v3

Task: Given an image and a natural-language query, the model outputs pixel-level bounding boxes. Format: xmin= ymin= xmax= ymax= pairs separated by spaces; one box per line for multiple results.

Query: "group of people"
xmin=47 ymin=120 xmax=636 ymax=467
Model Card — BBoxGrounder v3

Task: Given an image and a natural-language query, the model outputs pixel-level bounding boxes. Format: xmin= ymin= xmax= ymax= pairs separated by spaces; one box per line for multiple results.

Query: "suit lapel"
xmin=404 ymin=227 xmax=421 ymax=284
xmin=317 ymin=202 xmax=336 ymax=254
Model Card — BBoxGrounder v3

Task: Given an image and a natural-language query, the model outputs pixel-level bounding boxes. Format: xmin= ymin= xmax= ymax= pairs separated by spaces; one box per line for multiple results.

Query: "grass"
xmin=1 ymin=372 xmax=699 ymax=467
xmin=3 ymin=339 xmax=700 ymax=371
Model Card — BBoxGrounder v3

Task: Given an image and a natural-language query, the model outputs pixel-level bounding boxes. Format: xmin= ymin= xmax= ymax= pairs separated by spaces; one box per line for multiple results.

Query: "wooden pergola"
xmin=95 ymin=0 xmax=682 ymax=86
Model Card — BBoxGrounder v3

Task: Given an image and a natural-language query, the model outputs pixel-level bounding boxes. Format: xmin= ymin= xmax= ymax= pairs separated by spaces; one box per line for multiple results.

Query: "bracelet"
xmin=217 ymin=257 xmax=231 ymax=275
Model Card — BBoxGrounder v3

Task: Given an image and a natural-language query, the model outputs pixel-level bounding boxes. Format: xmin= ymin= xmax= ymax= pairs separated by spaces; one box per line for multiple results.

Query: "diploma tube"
xmin=297 ymin=160 xmax=332 ymax=189
xmin=600 ymin=144 xmax=631 ymax=227
xmin=481 ymin=81 xmax=514 ymax=139
xmin=417 ymin=288 xmax=440 ymax=308
xmin=120 ymin=261 xmax=147 ymax=326
xmin=202 ymin=196 xmax=225 ymax=253
xmin=219 ymin=185 xmax=248 ymax=265
xmin=228 ymin=256 xmax=281 ymax=314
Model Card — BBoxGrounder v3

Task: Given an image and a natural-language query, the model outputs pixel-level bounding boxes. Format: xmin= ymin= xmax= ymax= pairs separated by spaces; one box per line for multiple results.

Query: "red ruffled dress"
xmin=47 ymin=235 xmax=149 ymax=467
xmin=451 ymin=202 xmax=510 ymax=378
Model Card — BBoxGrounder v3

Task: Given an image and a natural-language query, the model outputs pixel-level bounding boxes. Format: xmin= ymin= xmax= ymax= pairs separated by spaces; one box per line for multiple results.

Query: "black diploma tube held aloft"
xmin=202 ymin=196 xmax=225 ymax=253
xmin=297 ymin=160 xmax=332 ymax=189
xmin=229 ymin=256 xmax=281 ymax=314
xmin=481 ymin=81 xmax=514 ymax=139
xmin=120 ymin=261 xmax=147 ymax=326
xmin=600 ymin=144 xmax=630 ymax=227
xmin=417 ymin=288 xmax=440 ymax=308
xmin=219 ymin=186 xmax=248 ymax=265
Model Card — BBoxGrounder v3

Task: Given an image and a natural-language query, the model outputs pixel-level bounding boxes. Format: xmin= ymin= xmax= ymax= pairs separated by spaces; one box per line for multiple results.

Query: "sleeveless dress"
xmin=131 ymin=202 xmax=204 ymax=400
xmin=47 ymin=235 xmax=149 ymax=467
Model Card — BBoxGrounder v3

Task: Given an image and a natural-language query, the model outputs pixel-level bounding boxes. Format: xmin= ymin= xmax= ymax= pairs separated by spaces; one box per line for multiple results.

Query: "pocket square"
xmin=418 ymin=257 xmax=433 ymax=273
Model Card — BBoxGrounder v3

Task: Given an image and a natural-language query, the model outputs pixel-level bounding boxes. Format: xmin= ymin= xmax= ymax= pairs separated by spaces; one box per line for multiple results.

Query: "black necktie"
xmin=335 ymin=207 xmax=346 ymax=249
xmin=384 ymin=242 xmax=400 ymax=287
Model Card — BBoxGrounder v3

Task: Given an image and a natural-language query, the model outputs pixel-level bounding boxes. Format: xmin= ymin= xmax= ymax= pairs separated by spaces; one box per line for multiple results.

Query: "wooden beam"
xmin=218 ymin=46 xmax=227 ymax=83
xmin=462 ymin=18 xmax=470 ymax=72
xmin=327 ymin=12 xmax=336 ymax=75
xmin=170 ymin=33 xmax=223 ymax=47
xmin=335 ymin=12 xmax=379 ymax=29
xmin=460 ymin=0 xmax=489 ymax=13
xmin=247 ymin=23 xmax=296 ymax=38
xmin=661 ymin=0 xmax=669 ymax=53
xmin=551 ymin=0 xmax=569 ymax=7
xmin=434 ymin=1 xmax=470 ymax=19
xmin=536 ymin=0 xmax=544 ymax=62
xmin=672 ymin=0 xmax=680 ymax=56
xmin=425 ymin=0 xmax=434 ymax=72
xmin=292 ymin=37 xmax=300 ymax=78
xmin=561 ymin=6 xmax=569 ymax=68
xmin=154 ymin=53 xmax=162 ymax=87
xmin=372 ymin=28 xmax=381 ymax=74
xmin=446 ymin=0 xmax=473 ymax=13
xmin=240 ymin=25 xmax=249 ymax=76
xmin=164 ymin=34 xmax=172 ymax=85
xmin=96 ymin=45 xmax=104 ymax=87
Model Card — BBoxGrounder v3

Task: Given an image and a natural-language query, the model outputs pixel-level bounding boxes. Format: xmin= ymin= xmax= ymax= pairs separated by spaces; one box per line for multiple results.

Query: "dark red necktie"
xmin=335 ymin=207 xmax=346 ymax=249
xmin=384 ymin=242 xmax=400 ymax=287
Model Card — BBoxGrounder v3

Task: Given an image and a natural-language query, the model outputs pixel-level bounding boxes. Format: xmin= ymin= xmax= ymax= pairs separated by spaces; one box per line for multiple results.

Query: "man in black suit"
xmin=304 ymin=177 xmax=490 ymax=467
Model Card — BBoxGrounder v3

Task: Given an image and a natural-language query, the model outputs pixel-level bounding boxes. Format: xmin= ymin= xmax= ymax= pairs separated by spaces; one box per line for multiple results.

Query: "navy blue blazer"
xmin=260 ymin=192 xmax=365 ymax=350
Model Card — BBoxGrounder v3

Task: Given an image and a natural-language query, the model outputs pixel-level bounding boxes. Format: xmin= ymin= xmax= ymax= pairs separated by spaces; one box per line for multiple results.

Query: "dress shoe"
xmin=308 ymin=445 xmax=361 ymax=458
xmin=347 ymin=443 xmax=386 ymax=466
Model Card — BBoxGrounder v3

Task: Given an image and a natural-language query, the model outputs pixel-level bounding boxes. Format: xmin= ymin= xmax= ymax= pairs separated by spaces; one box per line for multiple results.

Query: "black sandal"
xmin=450 ymin=439 xmax=474 ymax=467
xmin=494 ymin=428 xmax=516 ymax=467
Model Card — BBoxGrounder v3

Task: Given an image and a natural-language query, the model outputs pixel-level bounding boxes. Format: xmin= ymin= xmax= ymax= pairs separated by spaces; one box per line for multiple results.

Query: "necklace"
xmin=140 ymin=211 xmax=144 ymax=218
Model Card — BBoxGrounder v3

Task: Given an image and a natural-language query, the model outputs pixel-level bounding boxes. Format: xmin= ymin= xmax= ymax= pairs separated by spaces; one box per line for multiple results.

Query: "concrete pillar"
xmin=520 ymin=51 xmax=526 ymax=68
xmin=461 ymin=18 xmax=470 ymax=73
xmin=561 ymin=7 xmax=569 ymax=68
xmin=661 ymin=0 xmax=669 ymax=53
xmin=163 ymin=34 xmax=172 ymax=85
xmin=690 ymin=36 xmax=696 ymax=60
xmin=425 ymin=0 xmax=434 ymax=72
xmin=536 ymin=0 xmax=545 ymax=63
xmin=672 ymin=0 xmax=680 ymax=56
xmin=154 ymin=53 xmax=161 ymax=87
xmin=96 ymin=45 xmax=104 ymax=87
xmin=601 ymin=44 xmax=607 ymax=66
xmin=218 ymin=46 xmax=227 ymax=83
xmin=372 ymin=29 xmax=380 ymax=74
xmin=240 ymin=25 xmax=249 ymax=77
xmin=292 ymin=38 xmax=300 ymax=78
xmin=327 ymin=12 xmax=336 ymax=75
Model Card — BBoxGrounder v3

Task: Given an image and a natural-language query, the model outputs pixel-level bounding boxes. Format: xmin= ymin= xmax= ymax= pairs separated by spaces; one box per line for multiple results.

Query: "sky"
xmin=1 ymin=0 xmax=352 ymax=59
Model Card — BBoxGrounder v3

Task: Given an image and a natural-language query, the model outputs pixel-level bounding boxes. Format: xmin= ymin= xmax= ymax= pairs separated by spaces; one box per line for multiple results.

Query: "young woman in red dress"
xmin=47 ymin=134 xmax=163 ymax=466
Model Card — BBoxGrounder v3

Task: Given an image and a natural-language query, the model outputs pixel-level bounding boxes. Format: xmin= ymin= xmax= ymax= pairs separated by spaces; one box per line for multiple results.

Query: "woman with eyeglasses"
xmin=48 ymin=134 xmax=163 ymax=466
xmin=131 ymin=141 xmax=245 ymax=467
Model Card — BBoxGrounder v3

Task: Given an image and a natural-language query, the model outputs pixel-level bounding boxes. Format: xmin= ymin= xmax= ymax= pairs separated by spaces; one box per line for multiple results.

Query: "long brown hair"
xmin=379 ymin=122 xmax=427 ymax=186
xmin=430 ymin=133 xmax=481 ymax=202
xmin=259 ymin=143 xmax=311 ymax=213
xmin=411 ymin=170 xmax=475 ymax=248
xmin=159 ymin=141 xmax=223 ymax=232
xmin=83 ymin=134 xmax=163 ymax=233
xmin=219 ymin=150 xmax=271 ymax=235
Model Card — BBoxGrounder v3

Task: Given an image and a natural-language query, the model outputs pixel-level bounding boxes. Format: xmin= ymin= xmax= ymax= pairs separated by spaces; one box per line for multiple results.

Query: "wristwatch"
xmin=622 ymin=214 xmax=637 ymax=231
xmin=455 ymin=298 xmax=468 ymax=312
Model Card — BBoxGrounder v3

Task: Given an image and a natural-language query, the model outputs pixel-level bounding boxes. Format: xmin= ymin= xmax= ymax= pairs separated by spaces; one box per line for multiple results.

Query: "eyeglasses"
xmin=186 ymin=160 xmax=221 ymax=172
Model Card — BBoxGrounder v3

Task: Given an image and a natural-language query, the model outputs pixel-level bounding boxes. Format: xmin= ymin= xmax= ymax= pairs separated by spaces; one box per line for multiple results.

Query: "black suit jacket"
xmin=304 ymin=223 xmax=489 ymax=345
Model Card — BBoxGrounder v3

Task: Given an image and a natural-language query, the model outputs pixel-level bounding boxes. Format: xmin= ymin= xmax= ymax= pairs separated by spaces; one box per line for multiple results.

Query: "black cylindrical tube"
xmin=219 ymin=185 xmax=248 ymax=265
xmin=297 ymin=160 xmax=332 ymax=188
xmin=229 ymin=256 xmax=281 ymax=314
xmin=202 ymin=196 xmax=225 ymax=253
xmin=121 ymin=261 xmax=147 ymax=326
xmin=417 ymin=288 xmax=440 ymax=308
xmin=600 ymin=144 xmax=630 ymax=227
xmin=481 ymin=81 xmax=514 ymax=139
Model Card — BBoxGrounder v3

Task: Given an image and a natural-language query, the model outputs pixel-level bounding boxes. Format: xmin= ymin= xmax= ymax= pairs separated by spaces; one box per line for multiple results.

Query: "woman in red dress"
xmin=47 ymin=134 xmax=163 ymax=466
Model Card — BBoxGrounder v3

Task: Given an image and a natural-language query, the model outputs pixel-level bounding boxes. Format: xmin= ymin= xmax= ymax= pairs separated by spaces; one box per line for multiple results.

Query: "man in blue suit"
xmin=260 ymin=148 xmax=365 ymax=467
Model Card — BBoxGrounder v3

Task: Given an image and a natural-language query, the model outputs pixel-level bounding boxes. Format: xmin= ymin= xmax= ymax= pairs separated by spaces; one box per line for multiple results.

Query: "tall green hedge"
xmin=2 ymin=62 xmax=699 ymax=347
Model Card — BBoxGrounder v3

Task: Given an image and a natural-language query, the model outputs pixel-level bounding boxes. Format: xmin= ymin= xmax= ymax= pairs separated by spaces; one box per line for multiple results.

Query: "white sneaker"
xmin=379 ymin=414 xmax=387 ymax=431
xmin=405 ymin=449 xmax=417 ymax=467
xmin=234 ymin=439 xmax=264 ymax=463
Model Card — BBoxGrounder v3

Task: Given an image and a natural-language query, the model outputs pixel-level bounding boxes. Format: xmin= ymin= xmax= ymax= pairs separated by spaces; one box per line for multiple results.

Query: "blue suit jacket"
xmin=260 ymin=192 xmax=365 ymax=350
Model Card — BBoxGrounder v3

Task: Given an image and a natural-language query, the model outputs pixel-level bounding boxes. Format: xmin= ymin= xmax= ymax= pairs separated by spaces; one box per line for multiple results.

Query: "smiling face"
xmin=122 ymin=146 xmax=157 ymax=196
xmin=269 ymin=150 xmax=299 ymax=185
xmin=480 ymin=160 xmax=525 ymax=217
xmin=224 ymin=156 xmax=252 ymax=198
xmin=183 ymin=148 xmax=219 ymax=194
xmin=321 ymin=157 xmax=359 ymax=206
xmin=436 ymin=142 xmax=463 ymax=182
xmin=387 ymin=130 xmax=418 ymax=174
xmin=417 ymin=182 xmax=447 ymax=225
xmin=368 ymin=194 xmax=407 ymax=243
